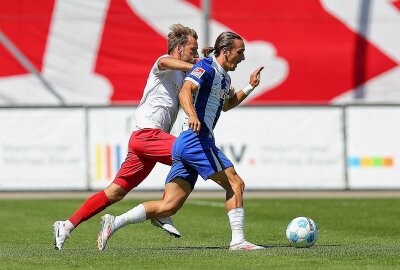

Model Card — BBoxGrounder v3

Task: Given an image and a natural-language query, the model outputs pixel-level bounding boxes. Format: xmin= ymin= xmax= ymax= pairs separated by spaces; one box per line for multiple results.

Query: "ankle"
xmin=64 ymin=220 xmax=75 ymax=233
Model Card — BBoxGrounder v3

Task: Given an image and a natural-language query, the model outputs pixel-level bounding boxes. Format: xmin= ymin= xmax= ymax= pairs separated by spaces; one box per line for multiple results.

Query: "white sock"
xmin=64 ymin=220 xmax=75 ymax=233
xmin=114 ymin=204 xmax=147 ymax=231
xmin=227 ymin=208 xmax=245 ymax=246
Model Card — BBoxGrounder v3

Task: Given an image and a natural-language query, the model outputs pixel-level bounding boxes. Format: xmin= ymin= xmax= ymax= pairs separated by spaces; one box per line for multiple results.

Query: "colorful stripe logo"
xmin=95 ymin=144 xmax=124 ymax=180
xmin=348 ymin=157 xmax=394 ymax=167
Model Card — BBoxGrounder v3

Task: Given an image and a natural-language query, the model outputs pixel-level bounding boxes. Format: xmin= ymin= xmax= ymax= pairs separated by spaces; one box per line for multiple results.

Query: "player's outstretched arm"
xmin=158 ymin=57 xmax=194 ymax=72
xmin=223 ymin=67 xmax=264 ymax=112
xmin=179 ymin=81 xmax=201 ymax=133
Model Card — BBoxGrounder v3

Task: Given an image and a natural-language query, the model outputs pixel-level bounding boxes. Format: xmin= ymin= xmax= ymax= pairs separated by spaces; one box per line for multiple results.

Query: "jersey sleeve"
xmin=152 ymin=55 xmax=170 ymax=75
xmin=185 ymin=60 xmax=213 ymax=89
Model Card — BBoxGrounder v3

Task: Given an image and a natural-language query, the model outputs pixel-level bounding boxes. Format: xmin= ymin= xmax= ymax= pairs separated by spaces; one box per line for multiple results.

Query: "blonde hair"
xmin=168 ymin=24 xmax=198 ymax=54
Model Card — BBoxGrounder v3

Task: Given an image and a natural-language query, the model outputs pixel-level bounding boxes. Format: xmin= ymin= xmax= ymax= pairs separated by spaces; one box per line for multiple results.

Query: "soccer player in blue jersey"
xmin=98 ymin=31 xmax=264 ymax=251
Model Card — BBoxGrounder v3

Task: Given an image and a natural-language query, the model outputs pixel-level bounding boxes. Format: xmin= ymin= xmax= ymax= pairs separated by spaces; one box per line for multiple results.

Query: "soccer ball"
xmin=286 ymin=216 xmax=318 ymax=248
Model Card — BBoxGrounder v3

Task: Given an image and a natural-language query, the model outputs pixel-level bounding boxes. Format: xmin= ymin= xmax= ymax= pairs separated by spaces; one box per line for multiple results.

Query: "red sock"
xmin=68 ymin=190 xmax=111 ymax=228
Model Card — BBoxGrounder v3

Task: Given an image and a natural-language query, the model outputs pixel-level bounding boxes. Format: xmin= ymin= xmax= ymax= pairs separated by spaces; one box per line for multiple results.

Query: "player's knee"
xmin=109 ymin=193 xmax=125 ymax=203
xmin=105 ymin=186 xmax=128 ymax=204
xmin=230 ymin=176 xmax=245 ymax=195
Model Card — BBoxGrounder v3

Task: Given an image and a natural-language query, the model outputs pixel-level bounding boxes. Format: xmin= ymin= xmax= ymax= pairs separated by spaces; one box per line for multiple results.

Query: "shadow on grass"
xmin=261 ymin=244 xmax=340 ymax=248
xmin=109 ymin=243 xmax=339 ymax=251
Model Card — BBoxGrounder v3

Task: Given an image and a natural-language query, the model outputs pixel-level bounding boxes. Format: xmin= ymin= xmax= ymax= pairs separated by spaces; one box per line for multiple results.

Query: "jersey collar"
xmin=212 ymin=56 xmax=228 ymax=77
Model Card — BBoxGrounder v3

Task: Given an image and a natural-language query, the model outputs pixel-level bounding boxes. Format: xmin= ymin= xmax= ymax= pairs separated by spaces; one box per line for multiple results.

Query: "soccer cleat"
xmin=150 ymin=217 xmax=181 ymax=238
xmin=229 ymin=240 xmax=266 ymax=251
xmin=97 ymin=214 xmax=116 ymax=251
xmin=53 ymin=221 xmax=70 ymax=251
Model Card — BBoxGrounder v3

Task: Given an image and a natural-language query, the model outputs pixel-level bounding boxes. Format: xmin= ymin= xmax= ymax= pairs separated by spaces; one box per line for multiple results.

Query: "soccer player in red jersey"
xmin=53 ymin=24 xmax=199 ymax=250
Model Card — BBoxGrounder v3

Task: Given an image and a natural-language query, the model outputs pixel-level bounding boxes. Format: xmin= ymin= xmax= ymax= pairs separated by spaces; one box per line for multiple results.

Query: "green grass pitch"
xmin=1 ymin=195 xmax=399 ymax=269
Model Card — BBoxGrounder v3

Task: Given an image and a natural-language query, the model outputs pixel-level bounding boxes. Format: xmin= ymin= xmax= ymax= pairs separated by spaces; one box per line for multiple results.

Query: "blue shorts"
xmin=165 ymin=130 xmax=233 ymax=190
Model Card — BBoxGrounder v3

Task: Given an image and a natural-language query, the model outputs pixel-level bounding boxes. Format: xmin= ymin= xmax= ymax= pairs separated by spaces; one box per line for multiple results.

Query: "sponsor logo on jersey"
xmin=190 ymin=67 xmax=205 ymax=79
xmin=212 ymin=88 xmax=229 ymax=99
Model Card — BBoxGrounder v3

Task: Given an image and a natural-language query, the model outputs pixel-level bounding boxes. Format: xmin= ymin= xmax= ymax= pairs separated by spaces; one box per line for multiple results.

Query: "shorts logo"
xmin=190 ymin=67 xmax=205 ymax=79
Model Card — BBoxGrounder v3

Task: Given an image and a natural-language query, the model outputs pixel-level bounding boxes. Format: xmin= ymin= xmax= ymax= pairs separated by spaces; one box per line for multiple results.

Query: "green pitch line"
xmin=0 ymin=197 xmax=399 ymax=270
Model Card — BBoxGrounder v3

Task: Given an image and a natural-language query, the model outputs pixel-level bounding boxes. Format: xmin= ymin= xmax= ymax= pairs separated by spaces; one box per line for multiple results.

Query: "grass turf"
xmin=0 ymin=196 xmax=399 ymax=269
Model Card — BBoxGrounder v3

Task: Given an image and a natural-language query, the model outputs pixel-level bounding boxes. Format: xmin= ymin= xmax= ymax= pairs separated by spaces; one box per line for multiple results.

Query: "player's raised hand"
xmin=229 ymin=86 xmax=236 ymax=99
xmin=249 ymin=67 xmax=264 ymax=88
xmin=188 ymin=114 xmax=201 ymax=133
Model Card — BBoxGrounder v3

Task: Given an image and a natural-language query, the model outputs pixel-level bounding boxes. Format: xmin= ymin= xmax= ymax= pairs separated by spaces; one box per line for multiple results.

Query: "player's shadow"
xmin=260 ymin=244 xmax=340 ymax=248
xmin=138 ymin=244 xmax=288 ymax=251
xmin=108 ymin=244 xmax=340 ymax=252
xmin=163 ymin=246 xmax=227 ymax=250
xmin=158 ymin=243 xmax=340 ymax=250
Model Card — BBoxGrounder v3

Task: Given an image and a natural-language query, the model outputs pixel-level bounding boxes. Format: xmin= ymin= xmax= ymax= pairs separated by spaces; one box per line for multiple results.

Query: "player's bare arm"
xmin=158 ymin=57 xmax=194 ymax=72
xmin=179 ymin=80 xmax=201 ymax=133
xmin=223 ymin=66 xmax=264 ymax=111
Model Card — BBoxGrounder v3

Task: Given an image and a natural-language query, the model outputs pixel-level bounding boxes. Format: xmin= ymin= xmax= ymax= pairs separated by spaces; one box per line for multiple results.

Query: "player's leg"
xmin=128 ymin=129 xmax=184 ymax=236
xmin=209 ymin=166 xmax=244 ymax=211
xmin=209 ymin=164 xmax=265 ymax=250
xmin=66 ymin=183 xmax=128 ymax=228
xmin=143 ymin=178 xmax=192 ymax=218
xmin=54 ymin=129 xmax=179 ymax=250
xmin=53 ymin=186 xmax=133 ymax=250
xmin=53 ymin=183 xmax=128 ymax=250
xmin=98 ymin=154 xmax=197 ymax=251
xmin=53 ymin=133 xmax=155 ymax=250
xmin=66 ymin=129 xmax=175 ymax=229
xmin=97 ymin=179 xmax=192 ymax=250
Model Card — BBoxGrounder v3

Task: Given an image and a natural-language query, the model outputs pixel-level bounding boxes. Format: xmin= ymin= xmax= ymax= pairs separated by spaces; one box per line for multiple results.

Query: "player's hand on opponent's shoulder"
xmin=249 ymin=67 xmax=264 ymax=88
xmin=188 ymin=114 xmax=201 ymax=133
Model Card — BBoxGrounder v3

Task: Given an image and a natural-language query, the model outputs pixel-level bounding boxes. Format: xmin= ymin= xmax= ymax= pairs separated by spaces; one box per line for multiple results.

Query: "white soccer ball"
xmin=286 ymin=216 xmax=318 ymax=248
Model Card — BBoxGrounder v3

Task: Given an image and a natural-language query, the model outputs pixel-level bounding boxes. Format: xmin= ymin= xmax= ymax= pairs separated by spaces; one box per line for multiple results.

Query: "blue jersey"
xmin=183 ymin=56 xmax=231 ymax=138
xmin=165 ymin=57 xmax=234 ymax=188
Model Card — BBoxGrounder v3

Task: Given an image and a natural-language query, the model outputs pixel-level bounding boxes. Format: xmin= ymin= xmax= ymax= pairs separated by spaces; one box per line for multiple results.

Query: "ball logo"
xmin=307 ymin=217 xmax=315 ymax=231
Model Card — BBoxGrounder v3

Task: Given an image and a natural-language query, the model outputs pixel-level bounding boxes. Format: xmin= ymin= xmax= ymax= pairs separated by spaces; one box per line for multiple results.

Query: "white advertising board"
xmin=3 ymin=106 xmax=400 ymax=191
xmin=88 ymin=107 xmax=345 ymax=190
xmin=212 ymin=107 xmax=346 ymax=189
xmin=88 ymin=107 xmax=174 ymax=190
xmin=346 ymin=106 xmax=400 ymax=189
xmin=0 ymin=108 xmax=86 ymax=190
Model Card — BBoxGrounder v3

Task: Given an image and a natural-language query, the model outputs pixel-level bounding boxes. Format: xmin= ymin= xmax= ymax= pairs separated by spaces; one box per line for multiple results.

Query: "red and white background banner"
xmin=0 ymin=0 xmax=399 ymax=105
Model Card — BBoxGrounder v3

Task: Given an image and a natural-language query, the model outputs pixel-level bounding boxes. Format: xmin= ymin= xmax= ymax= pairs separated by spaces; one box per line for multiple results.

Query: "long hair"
xmin=201 ymin=31 xmax=243 ymax=57
xmin=167 ymin=24 xmax=198 ymax=54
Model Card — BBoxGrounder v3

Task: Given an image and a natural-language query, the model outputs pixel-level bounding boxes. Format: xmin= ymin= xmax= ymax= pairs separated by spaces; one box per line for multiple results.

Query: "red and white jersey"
xmin=134 ymin=55 xmax=186 ymax=133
